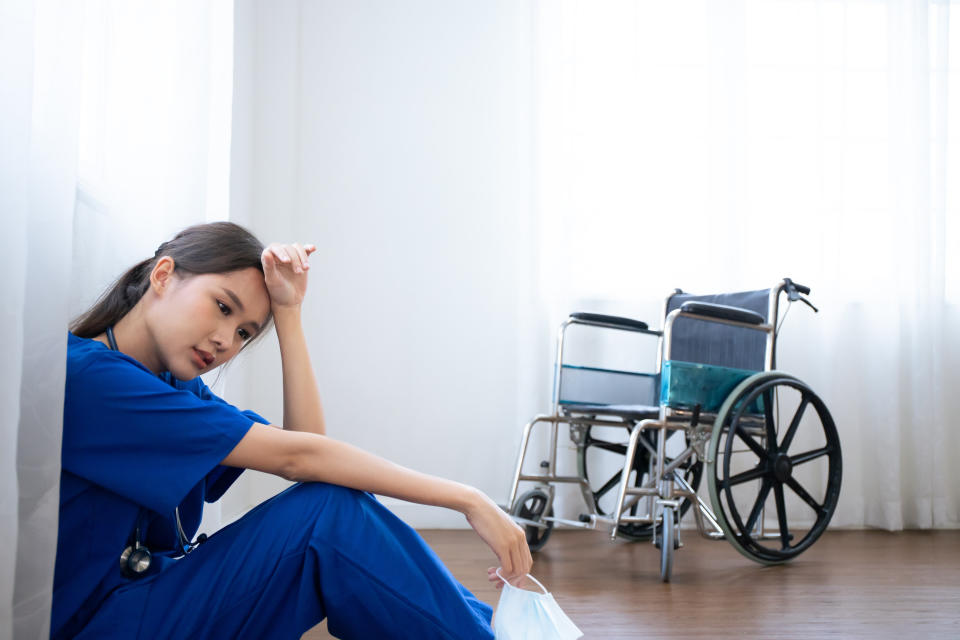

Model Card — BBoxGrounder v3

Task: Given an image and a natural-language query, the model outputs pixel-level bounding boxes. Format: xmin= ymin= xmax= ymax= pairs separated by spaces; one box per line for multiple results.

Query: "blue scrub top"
xmin=53 ymin=333 xmax=269 ymax=638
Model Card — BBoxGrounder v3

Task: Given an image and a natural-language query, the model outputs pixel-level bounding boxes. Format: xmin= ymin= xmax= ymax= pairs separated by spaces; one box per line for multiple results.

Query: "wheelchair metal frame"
xmin=506 ymin=280 xmax=794 ymax=547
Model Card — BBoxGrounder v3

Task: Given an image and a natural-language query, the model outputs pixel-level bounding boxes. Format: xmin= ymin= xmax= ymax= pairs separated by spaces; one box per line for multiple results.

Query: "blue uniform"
xmin=54 ymin=333 xmax=494 ymax=639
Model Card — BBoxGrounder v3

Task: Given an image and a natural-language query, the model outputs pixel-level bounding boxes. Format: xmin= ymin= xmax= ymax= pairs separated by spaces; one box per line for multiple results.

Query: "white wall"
xmin=221 ymin=0 xmax=543 ymax=527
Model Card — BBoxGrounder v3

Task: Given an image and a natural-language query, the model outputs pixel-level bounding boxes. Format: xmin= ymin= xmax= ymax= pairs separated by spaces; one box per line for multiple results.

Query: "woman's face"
xmin=147 ymin=266 xmax=271 ymax=379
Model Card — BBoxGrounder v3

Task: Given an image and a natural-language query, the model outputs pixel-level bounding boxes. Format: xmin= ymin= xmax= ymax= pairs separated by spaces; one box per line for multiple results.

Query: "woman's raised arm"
xmin=262 ymin=243 xmax=325 ymax=435
xmin=221 ymin=422 xmax=533 ymax=582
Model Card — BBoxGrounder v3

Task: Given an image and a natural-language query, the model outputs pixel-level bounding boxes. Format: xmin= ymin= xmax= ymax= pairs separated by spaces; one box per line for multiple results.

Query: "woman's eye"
xmin=238 ymin=328 xmax=251 ymax=341
xmin=217 ymin=300 xmax=231 ymax=315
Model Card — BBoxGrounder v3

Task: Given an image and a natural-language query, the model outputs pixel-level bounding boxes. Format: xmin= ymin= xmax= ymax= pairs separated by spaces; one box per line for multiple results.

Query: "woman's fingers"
xmin=508 ymin=543 xmax=526 ymax=584
xmin=292 ymin=242 xmax=310 ymax=272
xmin=269 ymin=245 xmax=291 ymax=270
xmin=496 ymin=523 xmax=531 ymax=586
xmin=280 ymin=245 xmax=299 ymax=271
xmin=265 ymin=243 xmax=314 ymax=275
xmin=262 ymin=248 xmax=281 ymax=272
xmin=487 ymin=566 xmax=505 ymax=590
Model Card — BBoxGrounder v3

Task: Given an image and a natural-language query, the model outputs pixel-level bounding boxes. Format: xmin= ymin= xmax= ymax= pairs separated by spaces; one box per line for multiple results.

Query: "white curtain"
xmin=536 ymin=0 xmax=959 ymax=529
xmin=71 ymin=0 xmax=235 ymax=310
xmin=1 ymin=1 xmax=82 ymax=638
xmin=1 ymin=1 xmax=234 ymax=638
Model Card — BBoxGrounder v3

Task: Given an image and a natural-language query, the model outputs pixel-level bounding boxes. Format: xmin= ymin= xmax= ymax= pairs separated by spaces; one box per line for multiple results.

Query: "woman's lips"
xmin=193 ymin=348 xmax=213 ymax=368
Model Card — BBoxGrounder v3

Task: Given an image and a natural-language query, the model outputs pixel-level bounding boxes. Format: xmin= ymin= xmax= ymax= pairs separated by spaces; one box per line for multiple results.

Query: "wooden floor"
xmin=304 ymin=529 xmax=960 ymax=639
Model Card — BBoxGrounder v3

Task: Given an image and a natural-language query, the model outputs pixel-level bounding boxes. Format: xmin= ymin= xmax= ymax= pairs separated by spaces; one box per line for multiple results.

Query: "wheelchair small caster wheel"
xmin=510 ymin=488 xmax=554 ymax=552
xmin=658 ymin=506 xmax=675 ymax=582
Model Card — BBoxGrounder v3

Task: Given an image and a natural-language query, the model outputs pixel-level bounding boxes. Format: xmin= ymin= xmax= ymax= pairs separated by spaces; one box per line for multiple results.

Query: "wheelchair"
xmin=506 ymin=279 xmax=842 ymax=581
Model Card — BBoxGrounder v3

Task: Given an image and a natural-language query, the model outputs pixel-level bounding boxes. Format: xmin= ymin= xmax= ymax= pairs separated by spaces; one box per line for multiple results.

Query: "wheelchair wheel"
xmin=658 ymin=506 xmax=675 ymax=582
xmin=577 ymin=424 xmax=702 ymax=541
xmin=511 ymin=488 xmax=554 ymax=552
xmin=707 ymin=372 xmax=842 ymax=565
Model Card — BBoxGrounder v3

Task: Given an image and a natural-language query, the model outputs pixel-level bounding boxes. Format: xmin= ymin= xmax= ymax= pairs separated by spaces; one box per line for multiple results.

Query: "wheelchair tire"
xmin=658 ymin=506 xmax=675 ymax=582
xmin=577 ymin=424 xmax=702 ymax=541
xmin=511 ymin=488 xmax=554 ymax=552
xmin=707 ymin=372 xmax=842 ymax=565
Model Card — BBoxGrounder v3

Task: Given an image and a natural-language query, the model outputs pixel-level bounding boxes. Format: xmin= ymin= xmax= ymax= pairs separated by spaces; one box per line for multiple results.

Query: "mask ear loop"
xmin=495 ymin=568 xmax=549 ymax=595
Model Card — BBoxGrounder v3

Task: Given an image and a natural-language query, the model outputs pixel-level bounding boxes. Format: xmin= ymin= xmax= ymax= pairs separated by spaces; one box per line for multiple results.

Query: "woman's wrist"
xmin=455 ymin=485 xmax=489 ymax=516
xmin=272 ymin=303 xmax=302 ymax=322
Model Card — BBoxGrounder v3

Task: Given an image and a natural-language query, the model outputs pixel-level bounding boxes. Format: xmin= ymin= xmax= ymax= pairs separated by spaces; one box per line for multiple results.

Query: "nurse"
xmin=54 ymin=221 xmax=531 ymax=639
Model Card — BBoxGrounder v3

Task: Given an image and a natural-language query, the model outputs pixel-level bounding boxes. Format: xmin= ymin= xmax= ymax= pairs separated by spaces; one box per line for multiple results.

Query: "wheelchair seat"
xmin=561 ymin=403 xmax=660 ymax=420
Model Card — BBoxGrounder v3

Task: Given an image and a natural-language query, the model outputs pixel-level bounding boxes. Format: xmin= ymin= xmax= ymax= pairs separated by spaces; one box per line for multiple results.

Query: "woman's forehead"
xmin=200 ymin=269 xmax=270 ymax=316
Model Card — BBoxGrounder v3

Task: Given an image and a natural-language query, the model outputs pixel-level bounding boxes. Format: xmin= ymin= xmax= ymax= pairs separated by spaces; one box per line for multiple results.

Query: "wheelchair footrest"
xmin=511 ymin=515 xmax=551 ymax=530
xmin=542 ymin=515 xmax=596 ymax=530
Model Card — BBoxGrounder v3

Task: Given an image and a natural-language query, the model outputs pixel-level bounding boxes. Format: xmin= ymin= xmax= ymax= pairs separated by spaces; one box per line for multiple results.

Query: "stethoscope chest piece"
xmin=119 ymin=533 xmax=152 ymax=579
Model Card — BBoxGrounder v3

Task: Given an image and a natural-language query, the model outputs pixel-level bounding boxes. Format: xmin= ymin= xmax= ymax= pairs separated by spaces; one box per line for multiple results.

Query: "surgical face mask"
xmin=493 ymin=569 xmax=583 ymax=640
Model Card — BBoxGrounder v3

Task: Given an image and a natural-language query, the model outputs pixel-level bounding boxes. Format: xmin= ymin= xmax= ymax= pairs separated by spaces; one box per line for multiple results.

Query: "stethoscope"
xmin=107 ymin=326 xmax=207 ymax=579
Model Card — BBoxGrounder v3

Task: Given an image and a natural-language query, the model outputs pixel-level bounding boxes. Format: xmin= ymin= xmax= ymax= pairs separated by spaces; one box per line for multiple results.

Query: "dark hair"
xmin=70 ymin=222 xmax=271 ymax=345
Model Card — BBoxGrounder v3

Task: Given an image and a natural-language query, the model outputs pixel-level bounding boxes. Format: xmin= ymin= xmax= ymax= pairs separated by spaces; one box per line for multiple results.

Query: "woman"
xmin=55 ymin=221 xmax=531 ymax=639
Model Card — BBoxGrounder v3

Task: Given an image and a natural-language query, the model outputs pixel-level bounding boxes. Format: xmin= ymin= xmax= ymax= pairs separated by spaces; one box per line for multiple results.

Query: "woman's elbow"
xmin=223 ymin=423 xmax=324 ymax=483
xmin=281 ymin=434 xmax=327 ymax=483
xmin=278 ymin=455 xmax=303 ymax=482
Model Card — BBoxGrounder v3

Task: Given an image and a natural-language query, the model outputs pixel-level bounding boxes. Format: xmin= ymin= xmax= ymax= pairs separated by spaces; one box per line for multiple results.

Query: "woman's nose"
xmin=211 ymin=325 xmax=239 ymax=352
xmin=210 ymin=329 xmax=228 ymax=351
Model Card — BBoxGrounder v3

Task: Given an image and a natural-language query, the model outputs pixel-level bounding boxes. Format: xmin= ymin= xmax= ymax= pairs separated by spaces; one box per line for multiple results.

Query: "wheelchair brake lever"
xmin=798 ymin=295 xmax=819 ymax=313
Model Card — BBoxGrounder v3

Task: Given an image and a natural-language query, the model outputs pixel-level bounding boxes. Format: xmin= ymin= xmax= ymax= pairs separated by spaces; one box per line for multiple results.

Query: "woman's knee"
xmin=287 ymin=483 xmax=417 ymax=551
xmin=283 ymin=481 xmax=367 ymax=515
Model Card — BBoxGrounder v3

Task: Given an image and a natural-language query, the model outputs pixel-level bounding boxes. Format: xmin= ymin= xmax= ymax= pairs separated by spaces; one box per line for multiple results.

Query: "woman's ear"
xmin=149 ymin=256 xmax=177 ymax=296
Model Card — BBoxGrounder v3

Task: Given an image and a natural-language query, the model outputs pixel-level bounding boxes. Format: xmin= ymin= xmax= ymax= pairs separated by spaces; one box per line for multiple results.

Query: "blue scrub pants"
xmin=76 ymin=483 xmax=495 ymax=639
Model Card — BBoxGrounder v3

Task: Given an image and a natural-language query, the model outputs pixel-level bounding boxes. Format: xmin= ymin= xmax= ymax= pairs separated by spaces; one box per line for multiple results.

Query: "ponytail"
xmin=70 ymin=258 xmax=155 ymax=338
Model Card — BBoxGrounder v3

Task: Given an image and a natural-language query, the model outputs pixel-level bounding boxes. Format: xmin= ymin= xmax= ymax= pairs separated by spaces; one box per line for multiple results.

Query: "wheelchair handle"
xmin=783 ymin=278 xmax=818 ymax=313
xmin=783 ymin=278 xmax=810 ymax=297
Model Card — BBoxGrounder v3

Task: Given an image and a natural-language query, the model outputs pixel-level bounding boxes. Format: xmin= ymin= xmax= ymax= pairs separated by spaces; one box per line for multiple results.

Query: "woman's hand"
xmin=262 ymin=243 xmax=316 ymax=309
xmin=462 ymin=489 xmax=533 ymax=588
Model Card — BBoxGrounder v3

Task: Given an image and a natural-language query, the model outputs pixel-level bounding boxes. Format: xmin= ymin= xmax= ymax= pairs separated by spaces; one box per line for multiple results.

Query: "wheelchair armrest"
xmin=569 ymin=312 xmax=649 ymax=332
xmin=679 ymin=301 xmax=765 ymax=325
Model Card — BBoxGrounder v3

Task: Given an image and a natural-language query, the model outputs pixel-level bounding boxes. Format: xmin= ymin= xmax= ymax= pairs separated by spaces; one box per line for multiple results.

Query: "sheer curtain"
xmin=536 ymin=0 xmax=959 ymax=529
xmin=1 ymin=1 xmax=234 ymax=638
xmin=1 ymin=1 xmax=82 ymax=638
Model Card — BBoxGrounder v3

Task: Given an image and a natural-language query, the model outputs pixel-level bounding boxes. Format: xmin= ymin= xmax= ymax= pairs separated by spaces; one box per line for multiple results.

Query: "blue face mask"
xmin=493 ymin=569 xmax=583 ymax=640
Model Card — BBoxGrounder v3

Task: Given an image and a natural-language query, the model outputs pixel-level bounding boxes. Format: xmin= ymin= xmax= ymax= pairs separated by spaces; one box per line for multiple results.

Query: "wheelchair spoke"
xmin=734 ymin=426 xmax=768 ymax=459
xmin=785 ymin=476 xmax=825 ymax=516
xmin=744 ymin=477 xmax=772 ymax=534
xmin=588 ymin=440 xmax=628 ymax=456
xmin=790 ymin=445 xmax=832 ymax=466
xmin=721 ymin=464 xmax=767 ymax=489
xmin=773 ymin=482 xmax=791 ymax=549
xmin=763 ymin=389 xmax=777 ymax=446
xmin=594 ymin=470 xmax=623 ymax=500
xmin=779 ymin=397 xmax=809 ymax=452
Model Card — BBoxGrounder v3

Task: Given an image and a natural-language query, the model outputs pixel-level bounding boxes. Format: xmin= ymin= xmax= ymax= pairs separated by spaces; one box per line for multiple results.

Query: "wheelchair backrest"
xmin=665 ymin=289 xmax=771 ymax=371
xmin=554 ymin=287 xmax=776 ymax=412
